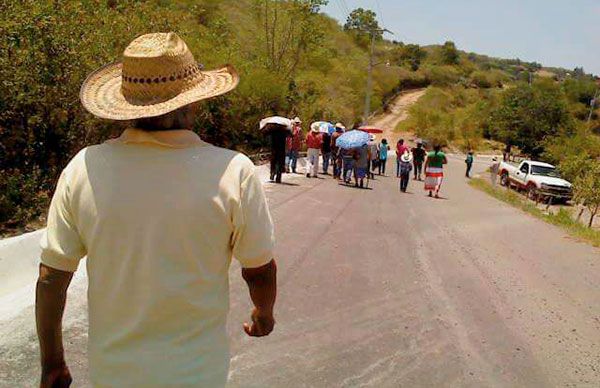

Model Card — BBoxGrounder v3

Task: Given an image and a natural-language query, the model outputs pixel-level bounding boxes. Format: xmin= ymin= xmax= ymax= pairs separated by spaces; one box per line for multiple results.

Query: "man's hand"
xmin=40 ymin=363 xmax=72 ymax=388
xmin=243 ymin=308 xmax=275 ymax=337
xmin=241 ymin=260 xmax=277 ymax=338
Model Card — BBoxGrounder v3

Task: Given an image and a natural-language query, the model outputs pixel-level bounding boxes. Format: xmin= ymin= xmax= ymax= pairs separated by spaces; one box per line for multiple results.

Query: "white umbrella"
xmin=260 ymin=116 xmax=292 ymax=130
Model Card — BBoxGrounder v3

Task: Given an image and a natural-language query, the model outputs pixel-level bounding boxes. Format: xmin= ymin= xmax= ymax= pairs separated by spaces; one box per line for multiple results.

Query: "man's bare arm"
xmin=241 ymin=259 xmax=277 ymax=337
xmin=36 ymin=263 xmax=73 ymax=388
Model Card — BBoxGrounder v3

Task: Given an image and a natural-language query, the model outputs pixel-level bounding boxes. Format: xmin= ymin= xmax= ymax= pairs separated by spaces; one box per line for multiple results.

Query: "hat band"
xmin=122 ymin=63 xmax=204 ymax=85
xmin=121 ymin=64 xmax=205 ymax=106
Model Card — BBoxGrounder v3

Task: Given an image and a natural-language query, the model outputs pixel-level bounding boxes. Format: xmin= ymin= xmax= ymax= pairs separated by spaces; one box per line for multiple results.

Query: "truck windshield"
xmin=531 ymin=165 xmax=560 ymax=177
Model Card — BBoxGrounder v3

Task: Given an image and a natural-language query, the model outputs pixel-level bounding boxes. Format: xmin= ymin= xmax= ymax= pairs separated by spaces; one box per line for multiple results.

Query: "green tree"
xmin=394 ymin=43 xmax=427 ymax=71
xmin=255 ymin=0 xmax=327 ymax=77
xmin=441 ymin=41 xmax=459 ymax=65
xmin=489 ymin=81 xmax=572 ymax=157
xmin=343 ymin=7 xmax=381 ymax=46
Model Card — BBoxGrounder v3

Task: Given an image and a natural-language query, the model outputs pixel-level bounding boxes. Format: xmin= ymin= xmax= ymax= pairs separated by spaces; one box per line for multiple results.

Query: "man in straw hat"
xmin=35 ymin=32 xmax=277 ymax=388
xmin=305 ymin=122 xmax=323 ymax=178
xmin=286 ymin=117 xmax=303 ymax=173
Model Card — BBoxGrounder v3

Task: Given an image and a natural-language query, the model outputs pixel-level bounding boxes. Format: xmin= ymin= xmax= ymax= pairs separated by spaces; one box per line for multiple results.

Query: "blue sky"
xmin=323 ymin=0 xmax=600 ymax=75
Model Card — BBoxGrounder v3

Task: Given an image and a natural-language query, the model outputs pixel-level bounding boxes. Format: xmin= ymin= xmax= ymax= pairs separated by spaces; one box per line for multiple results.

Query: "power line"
xmin=334 ymin=0 xmax=349 ymax=21
xmin=338 ymin=0 xmax=351 ymax=18
xmin=374 ymin=0 xmax=386 ymax=31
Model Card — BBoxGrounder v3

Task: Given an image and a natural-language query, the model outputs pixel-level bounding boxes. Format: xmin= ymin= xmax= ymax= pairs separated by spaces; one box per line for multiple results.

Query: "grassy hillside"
xmin=394 ymin=43 xmax=600 ymax=156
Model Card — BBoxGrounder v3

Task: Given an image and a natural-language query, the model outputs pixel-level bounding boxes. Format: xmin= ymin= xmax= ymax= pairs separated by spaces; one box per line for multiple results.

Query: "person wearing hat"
xmin=286 ymin=117 xmax=303 ymax=173
xmin=399 ymin=150 xmax=414 ymax=192
xmin=305 ymin=123 xmax=323 ymax=178
xmin=395 ymin=138 xmax=410 ymax=177
xmin=331 ymin=123 xmax=345 ymax=179
xmin=35 ymin=33 xmax=278 ymax=388
xmin=260 ymin=116 xmax=292 ymax=183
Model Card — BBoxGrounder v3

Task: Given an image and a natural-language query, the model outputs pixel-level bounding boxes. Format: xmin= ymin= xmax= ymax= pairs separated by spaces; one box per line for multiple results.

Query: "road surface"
xmin=1 ymin=154 xmax=599 ymax=387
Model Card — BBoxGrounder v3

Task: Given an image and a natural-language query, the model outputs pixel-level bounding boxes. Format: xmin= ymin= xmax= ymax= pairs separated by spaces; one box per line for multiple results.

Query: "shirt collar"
xmin=107 ymin=128 xmax=207 ymax=149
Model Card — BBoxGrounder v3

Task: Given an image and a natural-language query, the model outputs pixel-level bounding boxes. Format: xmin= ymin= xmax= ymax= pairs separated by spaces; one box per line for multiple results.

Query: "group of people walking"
xmin=264 ymin=116 xmax=449 ymax=197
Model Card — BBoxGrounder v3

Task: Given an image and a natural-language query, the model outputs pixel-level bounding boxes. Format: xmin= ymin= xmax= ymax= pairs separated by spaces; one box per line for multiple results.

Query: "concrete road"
xmin=1 ymin=156 xmax=599 ymax=387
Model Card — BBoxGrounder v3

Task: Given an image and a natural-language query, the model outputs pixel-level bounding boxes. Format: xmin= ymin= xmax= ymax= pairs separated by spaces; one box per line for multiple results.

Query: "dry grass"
xmin=470 ymin=178 xmax=600 ymax=248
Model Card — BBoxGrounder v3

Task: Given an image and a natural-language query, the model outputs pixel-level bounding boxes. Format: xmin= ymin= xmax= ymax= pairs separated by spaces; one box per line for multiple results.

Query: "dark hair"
xmin=434 ymin=144 xmax=442 ymax=154
xmin=133 ymin=104 xmax=197 ymax=131
xmin=382 ymin=138 xmax=388 ymax=144
xmin=398 ymin=139 xmax=404 ymax=144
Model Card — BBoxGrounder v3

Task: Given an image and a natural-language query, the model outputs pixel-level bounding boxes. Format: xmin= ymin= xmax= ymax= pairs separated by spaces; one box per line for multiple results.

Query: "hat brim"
xmin=80 ymin=62 xmax=239 ymax=120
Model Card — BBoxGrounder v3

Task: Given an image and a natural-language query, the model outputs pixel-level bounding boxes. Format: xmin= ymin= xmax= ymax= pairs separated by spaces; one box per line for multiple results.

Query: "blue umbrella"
xmin=335 ymin=130 xmax=370 ymax=149
xmin=326 ymin=122 xmax=336 ymax=135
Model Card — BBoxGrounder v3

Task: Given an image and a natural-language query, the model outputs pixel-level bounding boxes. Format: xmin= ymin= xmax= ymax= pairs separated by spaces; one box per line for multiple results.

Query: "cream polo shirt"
xmin=40 ymin=128 xmax=275 ymax=387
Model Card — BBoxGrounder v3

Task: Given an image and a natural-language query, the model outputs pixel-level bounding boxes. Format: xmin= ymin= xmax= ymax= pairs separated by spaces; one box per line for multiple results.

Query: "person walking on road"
xmin=355 ymin=144 xmax=371 ymax=188
xmin=399 ymin=150 xmax=413 ymax=192
xmin=35 ymin=33 xmax=277 ymax=388
xmin=424 ymin=144 xmax=447 ymax=198
xmin=321 ymin=130 xmax=332 ymax=175
xmin=331 ymin=123 xmax=344 ymax=179
xmin=378 ymin=138 xmax=390 ymax=175
xmin=306 ymin=123 xmax=323 ymax=178
xmin=261 ymin=117 xmax=292 ymax=183
xmin=465 ymin=150 xmax=474 ymax=178
xmin=286 ymin=117 xmax=303 ymax=173
xmin=395 ymin=139 xmax=410 ymax=177
xmin=412 ymin=141 xmax=426 ymax=180
xmin=341 ymin=147 xmax=355 ymax=184
xmin=368 ymin=134 xmax=379 ymax=179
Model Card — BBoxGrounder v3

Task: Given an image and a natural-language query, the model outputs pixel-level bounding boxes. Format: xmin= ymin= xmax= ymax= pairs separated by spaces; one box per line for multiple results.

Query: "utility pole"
xmin=363 ymin=32 xmax=376 ymax=125
xmin=362 ymin=28 xmax=393 ymax=125
xmin=588 ymin=88 xmax=599 ymax=124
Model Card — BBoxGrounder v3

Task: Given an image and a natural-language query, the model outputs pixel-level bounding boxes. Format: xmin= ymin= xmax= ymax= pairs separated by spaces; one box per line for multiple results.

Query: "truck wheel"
xmin=527 ymin=185 xmax=538 ymax=201
xmin=500 ymin=172 xmax=509 ymax=187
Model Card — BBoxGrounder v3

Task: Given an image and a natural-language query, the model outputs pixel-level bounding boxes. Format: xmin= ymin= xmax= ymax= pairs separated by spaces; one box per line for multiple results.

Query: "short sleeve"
xmin=40 ymin=169 xmax=86 ymax=272
xmin=231 ymin=169 xmax=275 ymax=268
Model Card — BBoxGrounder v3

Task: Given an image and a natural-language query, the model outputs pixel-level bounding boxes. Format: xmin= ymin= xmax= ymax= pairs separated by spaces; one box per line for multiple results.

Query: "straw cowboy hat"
xmin=400 ymin=150 xmax=413 ymax=163
xmin=80 ymin=32 xmax=239 ymax=120
xmin=292 ymin=117 xmax=302 ymax=124
xmin=310 ymin=122 xmax=321 ymax=132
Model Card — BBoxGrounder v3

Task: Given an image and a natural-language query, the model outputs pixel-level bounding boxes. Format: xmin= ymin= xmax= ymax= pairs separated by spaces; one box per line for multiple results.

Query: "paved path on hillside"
xmin=2 ymin=155 xmax=599 ymax=387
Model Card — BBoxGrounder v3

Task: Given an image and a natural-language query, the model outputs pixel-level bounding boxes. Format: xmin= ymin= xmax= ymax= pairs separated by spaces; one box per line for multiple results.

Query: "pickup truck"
xmin=498 ymin=160 xmax=573 ymax=202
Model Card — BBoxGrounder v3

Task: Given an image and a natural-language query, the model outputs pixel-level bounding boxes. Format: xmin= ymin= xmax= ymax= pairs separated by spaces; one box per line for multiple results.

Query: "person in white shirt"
xmin=36 ymin=32 xmax=278 ymax=388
